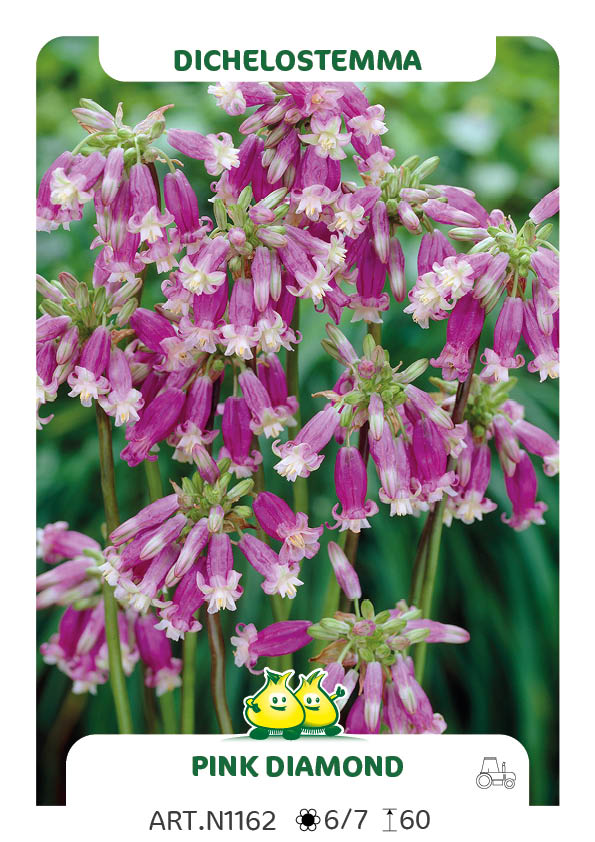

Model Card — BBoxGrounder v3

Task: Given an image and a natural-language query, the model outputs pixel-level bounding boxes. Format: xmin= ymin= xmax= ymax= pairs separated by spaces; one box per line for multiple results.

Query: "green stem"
xmin=95 ymin=404 xmax=134 ymax=734
xmin=181 ymin=631 xmax=198 ymax=733
xmin=206 ymin=612 xmax=234 ymax=733
xmin=408 ymin=514 xmax=431 ymax=607
xmin=367 ymin=321 xmax=382 ymax=345
xmin=159 ymin=691 xmax=178 ymax=734
xmin=412 ymin=338 xmax=481 ymax=684
xmin=286 ymin=300 xmax=308 ymax=515
xmin=144 ymin=457 xmax=163 ymax=500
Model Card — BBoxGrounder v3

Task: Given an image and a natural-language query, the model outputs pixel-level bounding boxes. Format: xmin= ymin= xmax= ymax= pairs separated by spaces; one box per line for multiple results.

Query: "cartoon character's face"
xmin=243 ymin=669 xmax=304 ymax=730
xmin=295 ymin=669 xmax=340 ymax=728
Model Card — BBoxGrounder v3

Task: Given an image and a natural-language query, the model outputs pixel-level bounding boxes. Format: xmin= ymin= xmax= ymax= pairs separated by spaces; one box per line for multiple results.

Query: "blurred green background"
xmin=37 ymin=37 xmax=559 ymax=805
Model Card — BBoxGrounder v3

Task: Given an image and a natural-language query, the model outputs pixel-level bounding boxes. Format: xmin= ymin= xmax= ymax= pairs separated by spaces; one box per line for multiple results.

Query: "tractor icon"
xmin=476 ymin=757 xmax=516 ymax=790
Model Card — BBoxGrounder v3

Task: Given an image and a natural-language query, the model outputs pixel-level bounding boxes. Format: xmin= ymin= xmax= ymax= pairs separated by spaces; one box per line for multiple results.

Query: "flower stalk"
xmin=95 ymin=403 xmax=134 ymax=734
xmin=412 ymin=337 xmax=481 ymax=683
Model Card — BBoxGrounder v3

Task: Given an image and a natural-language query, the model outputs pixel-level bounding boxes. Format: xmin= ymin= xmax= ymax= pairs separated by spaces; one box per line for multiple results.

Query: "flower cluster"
xmin=36 ymin=82 xmax=558 ymax=737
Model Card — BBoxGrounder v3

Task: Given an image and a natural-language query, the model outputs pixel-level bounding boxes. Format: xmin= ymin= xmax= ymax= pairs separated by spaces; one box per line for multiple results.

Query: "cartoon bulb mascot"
xmin=243 ymin=669 xmax=305 ymax=740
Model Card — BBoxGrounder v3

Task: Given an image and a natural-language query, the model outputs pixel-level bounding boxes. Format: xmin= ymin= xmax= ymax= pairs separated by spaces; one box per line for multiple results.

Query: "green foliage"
xmin=36 ymin=37 xmax=558 ymax=805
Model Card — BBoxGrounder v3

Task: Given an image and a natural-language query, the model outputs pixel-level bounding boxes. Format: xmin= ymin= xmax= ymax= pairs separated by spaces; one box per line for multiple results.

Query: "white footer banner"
xmin=67 ymin=733 xmax=529 ymax=839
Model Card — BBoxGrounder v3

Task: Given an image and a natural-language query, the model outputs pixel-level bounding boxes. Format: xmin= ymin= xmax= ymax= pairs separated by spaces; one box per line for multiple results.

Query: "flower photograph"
xmin=36 ymin=36 xmax=559 ymax=805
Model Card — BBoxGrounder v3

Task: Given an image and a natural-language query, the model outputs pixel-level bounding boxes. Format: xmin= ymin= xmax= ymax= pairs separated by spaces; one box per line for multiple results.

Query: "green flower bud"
xmin=400 ymin=154 xmax=421 ymax=171
xmin=536 ymin=223 xmax=553 ymax=241
xmin=217 ymin=457 xmax=232 ymax=474
xmin=411 ymin=155 xmax=440 ymax=182
xmin=339 ymin=405 xmax=353 ymax=428
xmin=380 ymin=618 xmax=407 ymax=635
xmin=213 ymin=199 xmax=228 ymax=230
xmin=115 ymin=297 xmax=137 ymax=328
xmin=394 ymin=358 xmax=429 ymax=384
xmin=320 ymin=617 xmax=351 ymax=635
xmin=404 ymin=627 xmax=431 ymax=645
xmin=307 ymin=623 xmax=338 ymax=641
xmin=226 ymin=479 xmax=254 ymax=501
xmin=374 ymin=610 xmax=391 ymax=624
xmin=362 ymin=333 xmax=376 ymax=359
xmin=361 ymin=599 xmax=375 ymax=620
xmin=40 ymin=299 xmax=65 ymax=318
xmin=232 ymin=505 xmax=253 ymax=519
xmin=237 ymin=185 xmax=253 ymax=209
xmin=75 ymin=284 xmax=90 ymax=309
xmin=343 ymin=390 xmax=364 ymax=406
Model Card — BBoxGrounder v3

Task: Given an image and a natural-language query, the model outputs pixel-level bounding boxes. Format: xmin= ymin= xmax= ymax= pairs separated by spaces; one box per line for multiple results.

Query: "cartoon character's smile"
xmin=304 ymin=695 xmax=321 ymax=711
xmin=270 ymin=695 xmax=288 ymax=711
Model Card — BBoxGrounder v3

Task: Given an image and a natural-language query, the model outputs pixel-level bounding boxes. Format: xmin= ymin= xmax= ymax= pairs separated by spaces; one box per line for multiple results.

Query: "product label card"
xmin=21 ymin=15 xmax=572 ymax=840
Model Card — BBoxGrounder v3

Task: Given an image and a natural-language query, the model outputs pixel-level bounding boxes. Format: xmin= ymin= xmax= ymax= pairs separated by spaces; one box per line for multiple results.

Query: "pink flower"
xmin=327 ymin=541 xmax=361 ymax=601
xmin=253 ymin=492 xmax=322 ymax=565
xmin=502 ymin=452 xmax=548 ymax=531
xmin=231 ymin=620 xmax=312 ymax=674
xmin=272 ymin=405 xmax=340 ymax=481
xmin=135 ymin=614 xmax=182 ymax=696
xmin=238 ymin=534 xmax=303 ymax=599
xmin=330 ymin=446 xmax=379 ymax=533
xmin=196 ymin=533 xmax=243 ymax=613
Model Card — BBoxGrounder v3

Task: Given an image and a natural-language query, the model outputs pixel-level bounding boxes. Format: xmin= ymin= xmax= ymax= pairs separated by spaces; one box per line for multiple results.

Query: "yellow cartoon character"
xmin=243 ymin=669 xmax=304 ymax=740
xmin=294 ymin=669 xmax=345 ymax=736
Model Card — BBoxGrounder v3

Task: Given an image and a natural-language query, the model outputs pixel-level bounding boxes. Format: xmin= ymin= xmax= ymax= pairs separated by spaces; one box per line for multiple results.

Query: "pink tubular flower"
xmin=163 ymin=169 xmax=211 ymax=253
xmin=127 ymin=163 xmax=174 ymax=243
xmin=238 ymin=533 xmax=303 ymax=599
xmin=231 ymin=620 xmax=312 ymax=673
xmin=208 ymin=81 xmax=275 ymax=116
xmin=120 ymin=388 xmax=186 ymax=467
xmin=369 ymin=427 xmax=421 ymax=516
xmin=529 ymin=187 xmax=559 ymax=225
xmin=430 ymin=292 xmax=486 ymax=382
xmin=239 ymin=368 xmax=285 ymax=438
xmin=219 ymin=396 xmax=263 ymax=477
xmin=300 ymin=115 xmax=351 ymax=161
xmin=454 ymin=443 xmax=497 ymax=524
xmin=166 ymin=518 xmax=209 ymax=586
xmin=327 ymin=540 xmax=361 ymax=600
xmin=219 ymin=277 xmax=259 ymax=360
xmin=155 ymin=563 xmax=205 ymax=641
xmin=272 ymin=405 xmax=340 ymax=481
xmin=177 ymin=237 xmax=230 ymax=295
xmin=384 ymin=655 xmax=446 ymax=734
xmin=346 ymin=695 xmax=380 ymax=735
xmin=253 ymin=491 xmax=323 ymax=564
xmin=512 ymin=419 xmax=559 ymax=477
xmin=502 ymin=451 xmax=548 ymax=531
xmin=98 ymin=347 xmax=144 ymax=427
xmin=37 ymin=521 xmax=101 ymax=565
xmin=492 ymin=414 xmax=522 ymax=477
xmin=330 ymin=446 xmax=379 ymax=532
xmin=135 ymin=614 xmax=182 ymax=696
xmin=411 ymin=418 xmax=457 ymax=503
xmin=480 ymin=297 xmax=525 ymax=383
xmin=67 ymin=325 xmax=111 ymax=406
xmin=36 ymin=558 xmax=98 ymax=608
xmin=168 ymin=376 xmax=218 ymax=465
xmin=196 ymin=533 xmax=243 ymax=613
xmin=41 ymin=606 xmax=107 ymax=694
xmin=388 ymin=237 xmax=406 ymax=301
xmin=363 ymin=661 xmax=384 ymax=731
xmin=257 ymin=354 xmax=298 ymax=429
xmin=522 ymin=301 xmax=559 ymax=381
xmin=168 ymin=129 xmax=239 ymax=176
xmin=110 ymin=493 xmax=180 ymax=545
